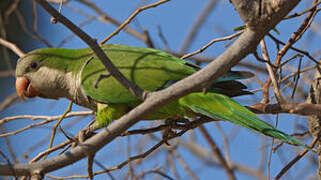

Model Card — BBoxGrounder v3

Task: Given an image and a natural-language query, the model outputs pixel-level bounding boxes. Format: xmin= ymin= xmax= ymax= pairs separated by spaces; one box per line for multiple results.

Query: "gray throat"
xmin=66 ymin=72 xmax=97 ymax=110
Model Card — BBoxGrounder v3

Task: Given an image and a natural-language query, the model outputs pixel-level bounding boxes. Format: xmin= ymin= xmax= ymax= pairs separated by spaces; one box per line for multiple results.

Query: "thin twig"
xmin=46 ymin=125 xmax=193 ymax=179
xmin=214 ymin=122 xmax=232 ymax=166
xmin=267 ymin=114 xmax=279 ymax=180
xmin=0 ymin=111 xmax=92 ymax=125
xmin=275 ymin=135 xmax=319 ymax=180
xmin=0 ymin=126 xmax=17 ymax=163
xmin=57 ymin=17 xmax=96 ymax=48
xmin=167 ymin=152 xmax=180 ymax=179
xmin=157 ymin=25 xmax=170 ymax=51
xmin=4 ymin=0 xmax=20 ymax=23
xmin=99 ymin=0 xmax=170 ymax=44
xmin=76 ymin=0 xmax=147 ymax=42
xmin=31 ymin=0 xmax=53 ymax=47
xmin=199 ymin=125 xmax=236 ymax=180
xmin=179 ymin=139 xmax=268 ymax=180
xmin=0 ymin=93 xmax=19 ymax=112
xmin=291 ymin=56 xmax=303 ymax=98
xmin=30 ymin=139 xmax=73 ymax=163
xmin=170 ymin=149 xmax=199 ymax=180
xmin=181 ymin=31 xmax=243 ymax=59
xmin=262 ymin=2 xmax=318 ymax=103
xmin=179 ymin=0 xmax=218 ymax=53
xmin=285 ymin=1 xmax=321 ymax=19
xmin=0 ymin=111 xmax=92 ymax=137
xmin=0 ymin=150 xmax=16 ymax=178
xmin=260 ymin=39 xmax=284 ymax=103
xmin=134 ymin=166 xmax=174 ymax=180
xmin=44 ymin=101 xmax=73 ymax=160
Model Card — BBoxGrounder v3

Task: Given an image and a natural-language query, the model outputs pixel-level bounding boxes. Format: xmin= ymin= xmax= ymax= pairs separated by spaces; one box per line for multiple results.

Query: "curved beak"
xmin=16 ymin=77 xmax=29 ymax=100
xmin=16 ymin=76 xmax=40 ymax=100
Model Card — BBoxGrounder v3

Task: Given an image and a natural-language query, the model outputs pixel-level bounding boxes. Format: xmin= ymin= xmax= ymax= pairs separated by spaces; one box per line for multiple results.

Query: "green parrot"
xmin=15 ymin=44 xmax=305 ymax=147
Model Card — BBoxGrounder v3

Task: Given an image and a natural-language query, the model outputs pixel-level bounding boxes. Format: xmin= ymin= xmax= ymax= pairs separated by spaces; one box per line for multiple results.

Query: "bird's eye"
xmin=30 ymin=62 xmax=38 ymax=69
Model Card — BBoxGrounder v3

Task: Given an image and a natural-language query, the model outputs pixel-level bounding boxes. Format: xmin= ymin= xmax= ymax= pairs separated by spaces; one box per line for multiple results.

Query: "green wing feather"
xmin=179 ymin=93 xmax=307 ymax=147
xmin=81 ymin=44 xmax=196 ymax=103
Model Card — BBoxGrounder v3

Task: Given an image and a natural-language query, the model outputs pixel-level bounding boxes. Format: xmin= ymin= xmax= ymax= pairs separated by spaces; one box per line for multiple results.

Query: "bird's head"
xmin=15 ymin=49 xmax=71 ymax=100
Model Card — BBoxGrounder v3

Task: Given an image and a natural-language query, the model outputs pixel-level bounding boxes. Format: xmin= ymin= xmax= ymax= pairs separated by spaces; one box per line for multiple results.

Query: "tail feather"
xmin=179 ymin=93 xmax=308 ymax=148
xmin=209 ymin=80 xmax=253 ymax=97
xmin=214 ymin=71 xmax=254 ymax=83
xmin=209 ymin=71 xmax=254 ymax=97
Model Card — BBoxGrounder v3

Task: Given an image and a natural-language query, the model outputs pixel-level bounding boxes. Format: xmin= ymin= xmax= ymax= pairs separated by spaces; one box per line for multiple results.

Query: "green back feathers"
xmin=81 ymin=44 xmax=196 ymax=103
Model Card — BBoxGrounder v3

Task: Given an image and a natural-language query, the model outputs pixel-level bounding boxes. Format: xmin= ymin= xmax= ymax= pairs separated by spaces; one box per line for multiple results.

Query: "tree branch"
xmin=0 ymin=38 xmax=25 ymax=57
xmin=248 ymin=102 xmax=321 ymax=116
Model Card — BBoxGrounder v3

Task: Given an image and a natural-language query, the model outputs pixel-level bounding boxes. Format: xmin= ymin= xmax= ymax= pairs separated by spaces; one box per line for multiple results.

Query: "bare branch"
xmin=179 ymin=0 xmax=218 ymax=53
xmin=199 ymin=125 xmax=236 ymax=180
xmin=0 ymin=111 xmax=92 ymax=126
xmin=181 ymin=31 xmax=243 ymax=59
xmin=0 ymin=38 xmax=25 ymax=57
xmin=275 ymin=136 xmax=319 ymax=180
xmin=76 ymin=0 xmax=147 ymax=42
xmin=248 ymin=102 xmax=321 ymax=116
xmin=99 ymin=0 xmax=170 ymax=44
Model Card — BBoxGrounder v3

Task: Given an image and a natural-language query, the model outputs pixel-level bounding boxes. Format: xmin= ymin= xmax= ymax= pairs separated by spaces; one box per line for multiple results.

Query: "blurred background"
xmin=0 ymin=0 xmax=320 ymax=179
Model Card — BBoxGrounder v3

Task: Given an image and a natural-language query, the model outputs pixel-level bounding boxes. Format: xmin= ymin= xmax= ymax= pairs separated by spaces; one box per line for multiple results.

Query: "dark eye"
xmin=30 ymin=62 xmax=38 ymax=69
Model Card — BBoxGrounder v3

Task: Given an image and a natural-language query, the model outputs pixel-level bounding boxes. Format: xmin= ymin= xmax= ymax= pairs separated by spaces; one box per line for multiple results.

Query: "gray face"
xmin=16 ymin=54 xmax=71 ymax=100
xmin=16 ymin=54 xmax=43 ymax=77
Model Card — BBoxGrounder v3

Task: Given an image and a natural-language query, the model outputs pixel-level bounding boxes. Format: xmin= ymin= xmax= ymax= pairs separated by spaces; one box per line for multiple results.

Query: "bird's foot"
xmin=72 ymin=128 xmax=96 ymax=148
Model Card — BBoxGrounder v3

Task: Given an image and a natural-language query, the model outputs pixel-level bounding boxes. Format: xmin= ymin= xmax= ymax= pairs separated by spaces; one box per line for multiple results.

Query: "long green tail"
xmin=179 ymin=93 xmax=307 ymax=147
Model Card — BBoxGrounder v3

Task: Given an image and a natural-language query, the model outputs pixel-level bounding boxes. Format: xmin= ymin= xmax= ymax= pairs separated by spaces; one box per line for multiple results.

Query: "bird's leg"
xmin=73 ymin=103 xmax=128 ymax=147
xmin=89 ymin=103 xmax=128 ymax=131
xmin=94 ymin=73 xmax=111 ymax=88
xmin=72 ymin=123 xmax=96 ymax=148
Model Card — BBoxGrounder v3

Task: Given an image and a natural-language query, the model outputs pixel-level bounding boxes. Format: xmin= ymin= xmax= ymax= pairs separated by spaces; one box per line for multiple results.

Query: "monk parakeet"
xmin=15 ymin=44 xmax=305 ymax=146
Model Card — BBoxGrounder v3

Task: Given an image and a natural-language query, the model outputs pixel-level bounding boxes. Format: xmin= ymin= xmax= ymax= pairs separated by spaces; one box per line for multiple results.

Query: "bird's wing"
xmin=81 ymin=44 xmax=195 ymax=103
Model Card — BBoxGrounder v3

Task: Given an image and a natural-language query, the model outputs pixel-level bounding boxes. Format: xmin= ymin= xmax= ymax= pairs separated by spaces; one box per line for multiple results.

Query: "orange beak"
xmin=16 ymin=77 xmax=39 ymax=100
xmin=16 ymin=77 xmax=28 ymax=100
